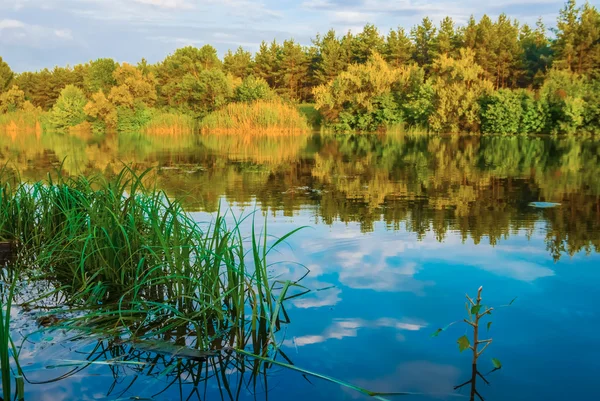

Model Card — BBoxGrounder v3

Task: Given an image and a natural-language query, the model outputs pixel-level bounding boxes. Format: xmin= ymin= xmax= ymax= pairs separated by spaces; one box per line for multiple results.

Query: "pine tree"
xmin=437 ymin=17 xmax=458 ymax=56
xmin=254 ymin=40 xmax=281 ymax=87
xmin=312 ymin=29 xmax=349 ymax=85
xmin=351 ymin=24 xmax=385 ymax=63
xmin=385 ymin=27 xmax=413 ymax=67
xmin=0 ymin=57 xmax=13 ymax=92
xmin=277 ymin=39 xmax=309 ymax=101
xmin=411 ymin=17 xmax=438 ymax=71
xmin=223 ymin=47 xmax=253 ymax=79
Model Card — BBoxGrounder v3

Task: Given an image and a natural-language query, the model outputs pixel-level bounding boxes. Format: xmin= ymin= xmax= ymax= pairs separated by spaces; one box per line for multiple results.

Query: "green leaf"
xmin=457 ymin=335 xmax=470 ymax=352
xmin=487 ymin=322 xmax=492 ymax=332
xmin=470 ymin=305 xmax=482 ymax=315
xmin=492 ymin=358 xmax=502 ymax=369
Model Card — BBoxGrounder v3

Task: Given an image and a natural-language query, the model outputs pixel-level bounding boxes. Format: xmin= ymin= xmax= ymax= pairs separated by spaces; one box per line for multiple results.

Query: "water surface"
xmin=3 ymin=130 xmax=600 ymax=401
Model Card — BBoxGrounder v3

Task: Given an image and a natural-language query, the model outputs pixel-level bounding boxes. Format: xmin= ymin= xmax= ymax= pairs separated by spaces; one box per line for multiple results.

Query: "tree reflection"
xmin=1 ymin=128 xmax=599 ymax=260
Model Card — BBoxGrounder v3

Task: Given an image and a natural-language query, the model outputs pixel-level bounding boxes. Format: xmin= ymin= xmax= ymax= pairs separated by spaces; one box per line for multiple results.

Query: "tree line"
xmin=0 ymin=0 xmax=599 ymax=133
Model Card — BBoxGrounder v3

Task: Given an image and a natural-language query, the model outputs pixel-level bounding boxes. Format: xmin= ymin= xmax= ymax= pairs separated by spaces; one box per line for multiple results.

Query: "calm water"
xmin=3 ymin=130 xmax=600 ymax=401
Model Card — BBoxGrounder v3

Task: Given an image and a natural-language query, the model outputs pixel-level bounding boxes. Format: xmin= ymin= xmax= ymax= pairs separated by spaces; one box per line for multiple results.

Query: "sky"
xmin=0 ymin=0 xmax=569 ymax=72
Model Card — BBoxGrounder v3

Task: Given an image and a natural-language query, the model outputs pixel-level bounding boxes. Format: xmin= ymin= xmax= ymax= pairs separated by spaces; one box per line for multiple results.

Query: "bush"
xmin=235 ymin=75 xmax=275 ymax=102
xmin=520 ymin=91 xmax=549 ymax=134
xmin=480 ymin=89 xmax=523 ymax=134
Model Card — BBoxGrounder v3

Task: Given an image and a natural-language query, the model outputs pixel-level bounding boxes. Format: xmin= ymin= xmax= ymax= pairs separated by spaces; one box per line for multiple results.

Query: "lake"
xmin=2 ymin=130 xmax=600 ymax=401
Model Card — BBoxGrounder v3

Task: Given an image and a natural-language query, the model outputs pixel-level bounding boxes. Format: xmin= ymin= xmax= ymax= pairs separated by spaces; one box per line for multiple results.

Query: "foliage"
xmin=83 ymin=58 xmax=117 ymax=95
xmin=84 ymin=90 xmax=118 ymax=129
xmin=235 ymin=75 xmax=276 ymax=102
xmin=0 ymin=56 xmax=14 ymax=92
xmin=313 ymin=52 xmax=402 ymax=131
xmin=48 ymin=85 xmax=88 ymax=129
xmin=428 ymin=49 xmax=494 ymax=133
xmin=0 ymin=85 xmax=26 ymax=114
xmin=480 ymin=89 xmax=523 ymax=134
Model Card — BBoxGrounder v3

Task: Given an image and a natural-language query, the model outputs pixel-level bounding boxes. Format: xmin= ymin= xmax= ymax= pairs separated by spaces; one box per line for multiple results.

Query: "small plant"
xmin=432 ymin=286 xmax=515 ymax=401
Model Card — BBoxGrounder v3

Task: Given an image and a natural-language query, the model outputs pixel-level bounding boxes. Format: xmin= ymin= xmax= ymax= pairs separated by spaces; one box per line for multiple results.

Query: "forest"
xmin=0 ymin=0 xmax=599 ymax=134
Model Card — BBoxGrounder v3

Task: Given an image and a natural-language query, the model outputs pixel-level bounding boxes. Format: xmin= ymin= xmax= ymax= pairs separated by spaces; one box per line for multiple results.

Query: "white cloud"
xmin=286 ymin=317 xmax=427 ymax=347
xmin=0 ymin=19 xmax=73 ymax=47
xmin=0 ymin=19 xmax=26 ymax=29
xmin=133 ymin=0 xmax=194 ymax=9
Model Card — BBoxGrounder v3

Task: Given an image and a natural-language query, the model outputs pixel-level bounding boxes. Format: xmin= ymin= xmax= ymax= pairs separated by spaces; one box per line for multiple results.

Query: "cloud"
xmin=286 ymin=317 xmax=427 ymax=347
xmin=133 ymin=0 xmax=194 ymax=9
xmin=0 ymin=19 xmax=73 ymax=47
xmin=0 ymin=19 xmax=26 ymax=29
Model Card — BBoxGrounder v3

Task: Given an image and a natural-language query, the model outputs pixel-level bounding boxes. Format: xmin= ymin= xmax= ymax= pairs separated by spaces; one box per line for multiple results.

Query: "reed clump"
xmin=0 ymin=168 xmax=300 ymax=351
xmin=143 ymin=111 xmax=197 ymax=135
xmin=200 ymin=100 xmax=310 ymax=134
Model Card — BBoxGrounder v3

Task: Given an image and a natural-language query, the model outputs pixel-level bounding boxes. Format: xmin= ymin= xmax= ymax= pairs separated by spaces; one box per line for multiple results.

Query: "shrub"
xmin=520 ymin=91 xmax=549 ymax=134
xmin=235 ymin=75 xmax=275 ymax=102
xmin=480 ymin=89 xmax=523 ymax=135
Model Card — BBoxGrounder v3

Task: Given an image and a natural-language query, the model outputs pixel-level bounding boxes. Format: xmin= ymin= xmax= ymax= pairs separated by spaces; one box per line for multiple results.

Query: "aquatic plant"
xmin=432 ymin=286 xmax=515 ymax=401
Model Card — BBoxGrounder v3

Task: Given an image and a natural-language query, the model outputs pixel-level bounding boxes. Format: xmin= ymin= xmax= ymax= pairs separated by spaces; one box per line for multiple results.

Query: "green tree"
xmin=312 ymin=29 xmax=350 ymax=85
xmin=480 ymin=89 xmax=523 ymax=134
xmin=277 ymin=39 xmax=309 ymax=101
xmin=437 ymin=17 xmax=458 ymax=56
xmin=110 ymin=63 xmax=157 ymax=108
xmin=224 ymin=47 xmax=254 ymax=79
xmin=352 ymin=24 xmax=385 ymax=63
xmin=254 ymin=40 xmax=280 ymax=87
xmin=0 ymin=85 xmax=25 ymax=113
xmin=520 ymin=19 xmax=553 ymax=87
xmin=385 ymin=27 xmax=413 ymax=67
xmin=429 ymin=48 xmax=494 ymax=132
xmin=0 ymin=57 xmax=13 ymax=92
xmin=313 ymin=52 xmax=402 ymax=131
xmin=84 ymin=58 xmax=117 ymax=95
xmin=48 ymin=84 xmax=88 ymax=129
xmin=411 ymin=17 xmax=438 ymax=71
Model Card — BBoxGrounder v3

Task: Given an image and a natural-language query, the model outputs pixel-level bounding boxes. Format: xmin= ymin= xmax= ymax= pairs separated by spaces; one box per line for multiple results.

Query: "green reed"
xmin=0 ymin=167 xmax=300 ymax=348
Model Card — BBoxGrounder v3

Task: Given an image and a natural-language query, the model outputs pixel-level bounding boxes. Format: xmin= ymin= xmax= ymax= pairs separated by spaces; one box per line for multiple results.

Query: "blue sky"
xmin=0 ymin=0 xmax=568 ymax=72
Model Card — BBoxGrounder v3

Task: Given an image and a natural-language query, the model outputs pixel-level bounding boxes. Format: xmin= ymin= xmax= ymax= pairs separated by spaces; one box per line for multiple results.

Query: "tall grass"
xmin=0 ymin=111 xmax=44 ymax=136
xmin=200 ymin=100 xmax=310 ymax=134
xmin=143 ymin=111 xmax=197 ymax=135
xmin=0 ymin=168 xmax=302 ymax=347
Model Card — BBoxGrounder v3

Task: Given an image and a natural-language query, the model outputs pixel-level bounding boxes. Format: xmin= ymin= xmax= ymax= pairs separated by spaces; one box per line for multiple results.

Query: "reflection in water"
xmin=2 ymin=128 xmax=600 ymax=401
xmin=1 ymin=129 xmax=598 ymax=261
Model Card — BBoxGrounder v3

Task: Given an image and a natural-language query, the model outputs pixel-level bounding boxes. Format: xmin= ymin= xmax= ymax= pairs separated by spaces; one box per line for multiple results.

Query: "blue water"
xmin=5 ymin=132 xmax=600 ymax=400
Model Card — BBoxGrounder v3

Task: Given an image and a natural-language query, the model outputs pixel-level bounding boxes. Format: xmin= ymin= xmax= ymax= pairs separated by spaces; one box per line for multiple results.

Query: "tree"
xmin=553 ymin=0 xmax=580 ymax=71
xmin=254 ymin=40 xmax=280 ymax=88
xmin=0 ymin=85 xmax=25 ymax=113
xmin=277 ymin=39 xmax=309 ymax=101
xmin=411 ymin=17 xmax=438 ymax=71
xmin=84 ymin=90 xmax=118 ymax=128
xmin=84 ymin=58 xmax=117 ymax=95
xmin=437 ymin=17 xmax=458 ymax=56
xmin=520 ymin=19 xmax=553 ymax=87
xmin=0 ymin=57 xmax=13 ymax=92
xmin=313 ymin=52 xmax=402 ymax=130
xmin=312 ymin=30 xmax=350 ymax=85
xmin=429 ymin=49 xmax=494 ymax=132
xmin=48 ymin=85 xmax=88 ymax=129
xmin=351 ymin=24 xmax=385 ymax=63
xmin=385 ymin=27 xmax=413 ymax=67
xmin=110 ymin=63 xmax=157 ymax=108
xmin=224 ymin=47 xmax=254 ymax=79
